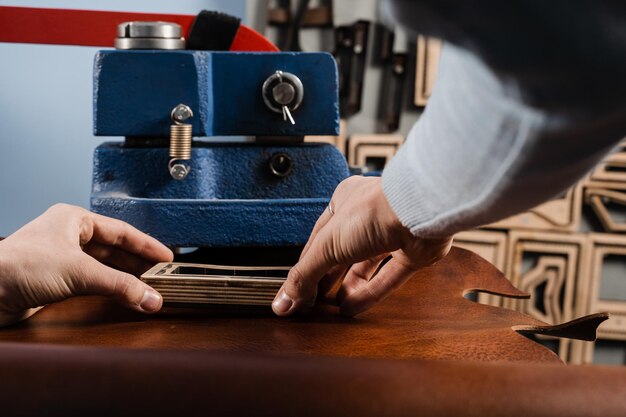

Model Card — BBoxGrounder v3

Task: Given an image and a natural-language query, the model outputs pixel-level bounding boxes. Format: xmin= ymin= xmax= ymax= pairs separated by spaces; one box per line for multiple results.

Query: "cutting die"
xmin=347 ymin=134 xmax=404 ymax=170
xmin=486 ymin=183 xmax=583 ymax=233
xmin=414 ymin=36 xmax=442 ymax=106
xmin=504 ymin=231 xmax=589 ymax=363
xmin=453 ymin=230 xmax=508 ymax=307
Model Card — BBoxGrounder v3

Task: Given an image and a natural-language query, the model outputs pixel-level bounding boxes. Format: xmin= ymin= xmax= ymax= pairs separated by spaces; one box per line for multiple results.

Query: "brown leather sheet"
xmin=0 ymin=247 xmax=620 ymax=416
xmin=0 ymin=248 xmax=605 ymax=362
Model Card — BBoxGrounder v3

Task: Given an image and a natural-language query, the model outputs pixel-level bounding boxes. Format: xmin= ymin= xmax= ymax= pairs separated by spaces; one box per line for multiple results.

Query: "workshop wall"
xmin=0 ymin=0 xmax=246 ymax=236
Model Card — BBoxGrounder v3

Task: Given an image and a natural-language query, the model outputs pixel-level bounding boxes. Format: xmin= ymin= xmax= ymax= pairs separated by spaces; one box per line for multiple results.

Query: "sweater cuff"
xmin=382 ymin=147 xmax=448 ymax=238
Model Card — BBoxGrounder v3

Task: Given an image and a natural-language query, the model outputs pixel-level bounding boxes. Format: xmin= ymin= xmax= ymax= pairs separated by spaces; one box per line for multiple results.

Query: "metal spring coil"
xmin=169 ymin=123 xmax=192 ymax=160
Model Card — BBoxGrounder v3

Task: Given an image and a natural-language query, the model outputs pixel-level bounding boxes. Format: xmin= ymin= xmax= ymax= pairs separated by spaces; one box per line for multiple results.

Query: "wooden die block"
xmin=486 ymin=183 xmax=582 ymax=233
xmin=584 ymin=234 xmax=626 ymax=342
xmin=584 ymin=187 xmax=626 ymax=233
xmin=453 ymin=230 xmax=508 ymax=307
xmin=347 ymin=134 xmax=404 ymax=170
xmin=305 ymin=119 xmax=347 ymax=156
xmin=505 ymin=231 xmax=589 ymax=364
xmin=414 ymin=36 xmax=442 ymax=107
xmin=588 ymin=139 xmax=626 ymax=184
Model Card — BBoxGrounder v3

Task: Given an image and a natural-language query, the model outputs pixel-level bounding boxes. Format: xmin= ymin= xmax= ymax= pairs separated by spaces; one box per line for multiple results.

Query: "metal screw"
xmin=262 ymin=71 xmax=304 ymax=125
xmin=171 ymin=104 xmax=194 ymax=123
xmin=272 ymin=82 xmax=296 ymax=106
xmin=169 ymin=163 xmax=190 ymax=180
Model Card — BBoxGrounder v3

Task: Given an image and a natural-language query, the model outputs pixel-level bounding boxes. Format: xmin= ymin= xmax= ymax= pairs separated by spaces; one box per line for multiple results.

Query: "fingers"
xmin=71 ymin=254 xmax=163 ymax=313
xmin=83 ymin=241 xmax=155 ymax=277
xmin=336 ymin=254 xmax=388 ymax=304
xmin=339 ymin=257 xmax=416 ymax=317
xmin=271 ymin=176 xmax=407 ymax=317
xmin=317 ymin=264 xmax=349 ymax=302
xmin=299 ymin=203 xmax=334 ymax=261
xmin=88 ymin=211 xmax=173 ymax=263
xmin=272 ymin=223 xmax=338 ymax=316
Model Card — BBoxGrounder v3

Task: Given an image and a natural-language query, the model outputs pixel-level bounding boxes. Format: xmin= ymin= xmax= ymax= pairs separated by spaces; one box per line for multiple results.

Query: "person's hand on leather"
xmin=272 ymin=176 xmax=453 ymax=317
xmin=0 ymin=204 xmax=173 ymax=326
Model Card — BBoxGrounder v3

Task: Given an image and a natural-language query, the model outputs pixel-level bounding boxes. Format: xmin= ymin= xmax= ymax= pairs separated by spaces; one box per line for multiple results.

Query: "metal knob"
xmin=115 ymin=21 xmax=185 ymax=50
xmin=262 ymin=71 xmax=304 ymax=125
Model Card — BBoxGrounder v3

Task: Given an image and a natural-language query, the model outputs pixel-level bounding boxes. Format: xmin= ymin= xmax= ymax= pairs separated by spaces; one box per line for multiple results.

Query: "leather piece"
xmin=0 ymin=248 xmax=605 ymax=363
xmin=0 ymin=343 xmax=624 ymax=417
xmin=514 ymin=312 xmax=609 ymax=341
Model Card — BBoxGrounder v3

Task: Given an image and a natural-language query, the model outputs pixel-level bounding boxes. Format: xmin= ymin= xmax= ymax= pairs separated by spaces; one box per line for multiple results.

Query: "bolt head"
xmin=272 ymin=82 xmax=296 ymax=106
xmin=171 ymin=104 xmax=193 ymax=123
xmin=170 ymin=163 xmax=190 ymax=180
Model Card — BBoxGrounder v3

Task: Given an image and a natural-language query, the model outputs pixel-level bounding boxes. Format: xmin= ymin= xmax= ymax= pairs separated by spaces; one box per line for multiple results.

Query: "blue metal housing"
xmin=93 ymin=51 xmax=339 ymax=137
xmin=91 ymin=49 xmax=346 ymax=248
xmin=91 ymin=142 xmax=349 ymax=247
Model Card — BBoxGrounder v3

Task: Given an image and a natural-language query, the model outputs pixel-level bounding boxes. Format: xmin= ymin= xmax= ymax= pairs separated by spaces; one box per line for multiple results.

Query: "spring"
xmin=169 ymin=123 xmax=192 ymax=160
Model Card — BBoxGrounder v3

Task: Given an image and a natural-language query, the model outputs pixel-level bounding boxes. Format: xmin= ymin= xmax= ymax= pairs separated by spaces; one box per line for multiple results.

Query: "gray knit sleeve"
xmin=382 ymin=43 xmax=622 ymax=237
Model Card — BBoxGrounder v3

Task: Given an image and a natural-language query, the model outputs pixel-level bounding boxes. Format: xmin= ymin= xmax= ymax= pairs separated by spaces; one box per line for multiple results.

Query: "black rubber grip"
xmin=186 ymin=10 xmax=241 ymax=51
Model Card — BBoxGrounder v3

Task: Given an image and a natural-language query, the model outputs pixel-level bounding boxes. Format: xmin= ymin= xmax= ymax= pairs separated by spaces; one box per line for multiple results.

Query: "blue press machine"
xmin=90 ymin=48 xmax=348 ymax=249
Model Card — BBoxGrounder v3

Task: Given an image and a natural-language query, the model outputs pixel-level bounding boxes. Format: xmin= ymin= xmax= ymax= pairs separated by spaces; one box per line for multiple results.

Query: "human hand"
xmin=0 ymin=204 xmax=173 ymax=326
xmin=272 ymin=176 xmax=453 ymax=317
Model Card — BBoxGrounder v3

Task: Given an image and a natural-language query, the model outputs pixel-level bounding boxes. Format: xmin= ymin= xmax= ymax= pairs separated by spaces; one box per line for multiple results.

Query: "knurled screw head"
xmin=170 ymin=163 xmax=190 ymax=180
xmin=272 ymin=82 xmax=296 ymax=106
xmin=171 ymin=104 xmax=193 ymax=123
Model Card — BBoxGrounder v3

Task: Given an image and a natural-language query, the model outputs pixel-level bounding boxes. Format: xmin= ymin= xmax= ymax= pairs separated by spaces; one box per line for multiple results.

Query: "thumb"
xmin=272 ymin=225 xmax=337 ymax=316
xmin=73 ymin=254 xmax=163 ymax=313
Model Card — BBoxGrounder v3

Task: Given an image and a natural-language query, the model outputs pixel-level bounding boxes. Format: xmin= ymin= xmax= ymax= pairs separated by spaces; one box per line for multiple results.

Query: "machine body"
xmin=91 ymin=46 xmax=348 ymax=248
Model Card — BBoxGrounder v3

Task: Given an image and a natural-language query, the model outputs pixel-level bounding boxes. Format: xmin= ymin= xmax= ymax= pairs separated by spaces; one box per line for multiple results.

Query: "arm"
xmin=272 ymin=3 xmax=626 ymax=317
xmin=383 ymin=42 xmax=625 ymax=237
xmin=0 ymin=204 xmax=173 ymax=327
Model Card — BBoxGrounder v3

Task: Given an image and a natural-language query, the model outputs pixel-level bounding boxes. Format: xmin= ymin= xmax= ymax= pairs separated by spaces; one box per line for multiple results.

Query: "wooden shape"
xmin=585 ymin=187 xmax=626 ymax=233
xmin=588 ymin=139 xmax=626 ymax=183
xmin=305 ymin=119 xmax=347 ymax=156
xmin=486 ymin=183 xmax=582 ymax=232
xmin=141 ymin=263 xmax=289 ymax=306
xmin=505 ymin=231 xmax=589 ymax=364
xmin=267 ymin=6 xmax=333 ymax=28
xmin=584 ymin=179 xmax=626 ymax=191
xmin=453 ymin=230 xmax=507 ymax=307
xmin=584 ymin=234 xmax=626 ymax=342
xmin=353 ymin=144 xmax=398 ymax=171
xmin=347 ymin=133 xmax=404 ymax=168
xmin=517 ymin=256 xmax=568 ymax=324
xmin=414 ymin=36 xmax=442 ymax=106
xmin=0 ymin=248 xmax=606 ymax=364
